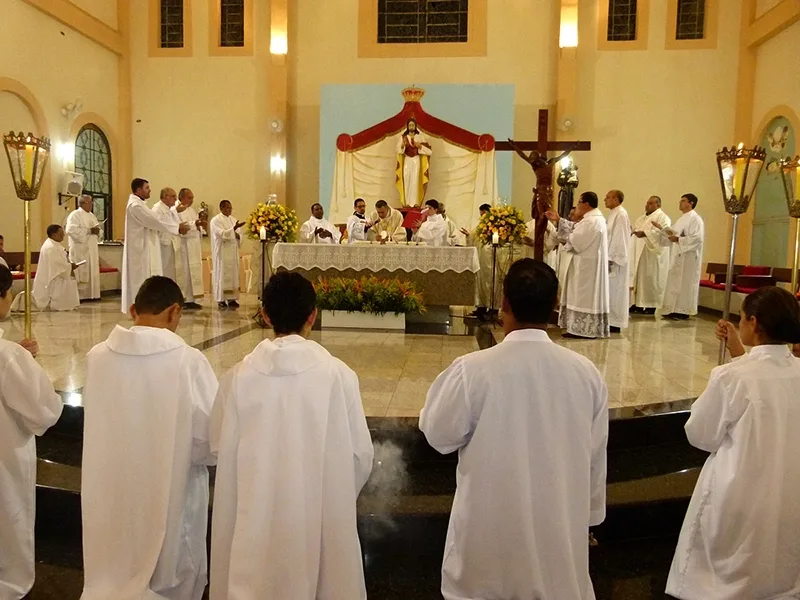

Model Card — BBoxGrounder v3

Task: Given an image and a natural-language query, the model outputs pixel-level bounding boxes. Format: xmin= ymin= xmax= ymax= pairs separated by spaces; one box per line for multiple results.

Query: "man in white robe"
xmin=629 ymin=196 xmax=671 ymax=315
xmin=81 ymin=276 xmax=217 ymax=600
xmin=604 ymin=190 xmax=632 ymax=333
xmin=420 ymin=258 xmax=608 ymax=600
xmin=437 ymin=203 xmax=461 ymax=246
xmin=299 ymin=203 xmax=341 ymax=244
xmin=369 ymin=200 xmax=407 ymax=243
xmin=0 ymin=266 xmax=63 ymax=600
xmin=656 ymin=193 xmax=704 ymax=320
xmin=547 ymin=192 xmax=611 ymax=339
xmin=413 ymin=199 xmax=448 ymax=247
xmin=345 ymin=198 xmax=373 ymax=243
xmin=121 ymin=178 xmax=191 ymax=313
xmin=523 ymin=217 xmax=559 ymax=272
xmin=210 ymin=272 xmax=373 ymax=599
xmin=210 ymin=199 xmax=244 ymax=309
xmin=32 ymin=224 xmax=80 ymax=311
xmin=151 ymin=187 xmax=183 ymax=283
xmin=174 ymin=188 xmax=205 ymax=309
xmin=65 ymin=194 xmax=101 ymax=300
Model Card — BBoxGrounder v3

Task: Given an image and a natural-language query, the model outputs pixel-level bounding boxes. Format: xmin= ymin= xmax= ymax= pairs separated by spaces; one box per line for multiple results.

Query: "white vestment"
xmin=151 ymin=201 xmax=182 ymax=282
xmin=557 ymin=209 xmax=610 ymax=338
xmin=369 ymin=207 xmax=407 ymax=243
xmin=420 ymin=328 xmax=608 ymax=600
xmin=396 ymin=132 xmax=432 ymax=207
xmin=414 ymin=213 xmax=448 ymax=247
xmin=0 ymin=331 xmax=63 ymax=600
xmin=175 ymin=206 xmax=205 ymax=301
xmin=606 ymin=205 xmax=632 ymax=329
xmin=629 ymin=209 xmax=672 ymax=308
xmin=210 ymin=214 xmax=241 ymax=303
xmin=209 ymin=335 xmax=374 ymax=600
xmin=444 ymin=216 xmax=459 ymax=246
xmin=299 ymin=216 xmax=341 ymax=244
xmin=121 ymin=194 xmax=181 ymax=313
xmin=0 ymin=256 xmax=7 ymax=268
xmin=667 ymin=345 xmax=800 ymax=600
xmin=661 ymin=209 xmax=704 ymax=316
xmin=32 ymin=237 xmax=80 ymax=311
xmin=345 ymin=213 xmax=371 ymax=243
xmin=65 ymin=207 xmax=101 ymax=300
xmin=81 ymin=325 xmax=217 ymax=600
xmin=524 ymin=219 xmax=559 ymax=272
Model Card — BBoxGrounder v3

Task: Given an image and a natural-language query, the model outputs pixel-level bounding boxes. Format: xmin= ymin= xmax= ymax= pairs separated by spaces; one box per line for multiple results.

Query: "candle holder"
xmin=780 ymin=155 xmax=800 ymax=296
xmin=2 ymin=131 xmax=51 ymax=338
xmin=715 ymin=143 xmax=766 ymax=364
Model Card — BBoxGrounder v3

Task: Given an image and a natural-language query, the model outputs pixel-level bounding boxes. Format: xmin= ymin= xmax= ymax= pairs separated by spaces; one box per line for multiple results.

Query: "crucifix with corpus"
xmin=496 ymin=109 xmax=591 ymax=261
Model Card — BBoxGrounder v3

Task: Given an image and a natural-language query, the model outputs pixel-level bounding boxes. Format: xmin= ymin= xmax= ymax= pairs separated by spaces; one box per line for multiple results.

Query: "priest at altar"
xmin=396 ymin=118 xmax=432 ymax=207
xmin=299 ymin=204 xmax=341 ymax=244
xmin=65 ymin=195 xmax=101 ymax=301
xmin=369 ymin=200 xmax=407 ymax=243
xmin=346 ymin=198 xmax=373 ymax=244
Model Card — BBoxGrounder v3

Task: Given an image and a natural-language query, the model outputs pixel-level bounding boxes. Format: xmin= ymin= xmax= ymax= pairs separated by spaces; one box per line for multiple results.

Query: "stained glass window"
xmin=607 ymin=0 xmax=638 ymax=42
xmin=160 ymin=0 xmax=184 ymax=48
xmin=378 ymin=0 xmax=469 ymax=44
xmin=220 ymin=0 xmax=245 ymax=47
xmin=75 ymin=125 xmax=113 ymax=240
xmin=676 ymin=0 xmax=705 ymax=41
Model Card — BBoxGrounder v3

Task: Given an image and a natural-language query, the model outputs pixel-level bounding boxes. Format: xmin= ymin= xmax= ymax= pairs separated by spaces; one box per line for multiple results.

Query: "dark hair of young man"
xmin=375 ymin=199 xmax=389 ymax=209
xmin=503 ymin=258 xmax=559 ymax=325
xmin=682 ymin=193 xmax=699 ymax=209
xmin=580 ymin=192 xmax=599 ymax=209
xmin=263 ymin=272 xmax=316 ymax=335
xmin=479 ymin=203 xmax=491 ymax=212
xmin=0 ymin=265 xmax=12 ymax=298
xmin=425 ymin=199 xmax=440 ymax=211
xmin=219 ymin=199 xmax=231 ymax=210
xmin=131 ymin=178 xmax=148 ymax=194
xmin=134 ymin=276 xmax=185 ymax=315
xmin=46 ymin=224 xmax=62 ymax=238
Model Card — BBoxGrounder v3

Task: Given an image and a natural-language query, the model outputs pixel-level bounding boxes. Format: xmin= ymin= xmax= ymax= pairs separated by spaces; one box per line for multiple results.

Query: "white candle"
xmin=259 ymin=226 xmax=267 ymax=241
xmin=492 ymin=231 xmax=500 ymax=245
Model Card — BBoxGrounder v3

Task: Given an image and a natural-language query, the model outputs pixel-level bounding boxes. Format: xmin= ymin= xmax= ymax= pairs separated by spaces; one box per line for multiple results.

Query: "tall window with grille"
xmin=675 ymin=0 xmax=705 ymax=40
xmin=378 ymin=0 xmax=469 ymax=44
xmin=160 ymin=0 xmax=184 ymax=48
xmin=606 ymin=0 xmax=638 ymax=42
xmin=220 ymin=0 xmax=245 ymax=47
xmin=74 ymin=125 xmax=113 ymax=240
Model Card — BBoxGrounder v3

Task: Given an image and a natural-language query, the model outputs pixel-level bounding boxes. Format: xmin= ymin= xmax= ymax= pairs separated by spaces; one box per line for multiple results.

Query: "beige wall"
xmin=0 ymin=0 xmax=119 ymax=250
xmin=288 ymin=0 xmax=562 ymax=215
xmin=576 ymin=0 xmax=742 ymax=265
xmin=756 ymin=0 xmax=784 ymax=18
xmin=752 ymin=22 xmax=800 ymax=130
xmin=129 ymin=0 xmax=272 ymax=254
xmin=70 ymin=0 xmax=117 ymax=29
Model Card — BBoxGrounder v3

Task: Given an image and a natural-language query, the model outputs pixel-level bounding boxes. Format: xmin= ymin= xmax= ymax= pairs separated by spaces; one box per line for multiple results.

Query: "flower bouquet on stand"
xmin=246 ymin=202 xmax=299 ymax=242
xmin=474 ymin=205 xmax=528 ymax=246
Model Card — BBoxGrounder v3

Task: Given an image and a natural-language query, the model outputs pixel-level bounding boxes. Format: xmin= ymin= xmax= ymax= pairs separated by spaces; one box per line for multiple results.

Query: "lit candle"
xmin=259 ymin=226 xmax=267 ymax=241
xmin=492 ymin=231 xmax=500 ymax=245
xmin=732 ymin=142 xmax=745 ymax=196
xmin=23 ymin=143 xmax=34 ymax=186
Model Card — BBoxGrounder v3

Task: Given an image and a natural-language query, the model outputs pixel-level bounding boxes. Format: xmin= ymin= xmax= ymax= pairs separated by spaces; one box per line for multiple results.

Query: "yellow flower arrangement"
xmin=474 ymin=205 xmax=528 ymax=246
xmin=246 ymin=202 xmax=299 ymax=242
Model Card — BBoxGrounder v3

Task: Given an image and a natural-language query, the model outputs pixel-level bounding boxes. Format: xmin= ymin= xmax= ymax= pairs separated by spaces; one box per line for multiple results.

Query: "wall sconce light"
xmin=270 ymin=154 xmax=286 ymax=175
xmin=270 ymin=33 xmax=288 ymax=55
xmin=55 ymin=141 xmax=75 ymax=166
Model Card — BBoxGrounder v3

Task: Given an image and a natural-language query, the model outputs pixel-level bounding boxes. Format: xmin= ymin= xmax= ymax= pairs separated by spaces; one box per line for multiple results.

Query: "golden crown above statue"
xmin=402 ymin=87 xmax=425 ymax=103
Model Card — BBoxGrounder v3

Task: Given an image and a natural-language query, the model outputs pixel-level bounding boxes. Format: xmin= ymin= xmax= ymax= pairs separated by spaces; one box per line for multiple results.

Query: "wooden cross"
xmin=496 ymin=109 xmax=591 ymax=261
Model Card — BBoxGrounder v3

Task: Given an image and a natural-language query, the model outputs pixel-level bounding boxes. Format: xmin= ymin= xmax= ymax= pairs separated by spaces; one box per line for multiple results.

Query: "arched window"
xmin=75 ymin=124 xmax=113 ymax=240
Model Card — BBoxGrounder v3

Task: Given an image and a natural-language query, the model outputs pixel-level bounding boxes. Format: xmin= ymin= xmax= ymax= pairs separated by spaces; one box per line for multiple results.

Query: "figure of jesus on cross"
xmin=497 ymin=109 xmax=590 ymax=261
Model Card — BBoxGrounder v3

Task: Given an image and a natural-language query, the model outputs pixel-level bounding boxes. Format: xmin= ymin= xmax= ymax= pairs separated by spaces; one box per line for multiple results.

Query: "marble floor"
xmin=0 ymin=295 xmax=720 ymax=415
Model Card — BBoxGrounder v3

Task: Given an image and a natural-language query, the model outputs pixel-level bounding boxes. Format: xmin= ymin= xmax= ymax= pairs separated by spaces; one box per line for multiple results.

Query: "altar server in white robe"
xmin=523 ymin=217 xmax=559 ymax=271
xmin=547 ymin=192 xmax=610 ymax=339
xmin=299 ymin=203 xmax=341 ymax=244
xmin=370 ymin=200 xmax=407 ymax=243
xmin=413 ymin=199 xmax=448 ymax=247
xmin=0 ymin=266 xmax=63 ymax=600
xmin=345 ymin=197 xmax=373 ymax=243
xmin=65 ymin=195 xmax=101 ymax=300
xmin=210 ymin=272 xmax=373 ymax=600
xmin=629 ymin=196 xmax=671 ymax=315
xmin=121 ymin=178 xmax=190 ymax=313
xmin=437 ymin=203 xmax=462 ymax=246
xmin=667 ymin=286 xmax=800 ymax=600
xmin=151 ymin=187 xmax=182 ymax=282
xmin=32 ymin=224 xmax=80 ymax=311
xmin=604 ymin=190 xmax=632 ymax=333
xmin=174 ymin=188 xmax=205 ymax=309
xmin=421 ymin=259 xmax=608 ymax=600
xmin=81 ymin=276 xmax=217 ymax=600
xmin=210 ymin=199 xmax=245 ymax=310
xmin=656 ymin=193 xmax=704 ymax=320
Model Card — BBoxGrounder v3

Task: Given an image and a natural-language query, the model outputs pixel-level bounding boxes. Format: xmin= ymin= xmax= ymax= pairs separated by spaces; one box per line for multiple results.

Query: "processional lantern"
xmin=2 ymin=131 xmax=51 ymax=338
xmin=780 ymin=155 xmax=800 ymax=296
xmin=714 ymin=142 xmax=766 ymax=364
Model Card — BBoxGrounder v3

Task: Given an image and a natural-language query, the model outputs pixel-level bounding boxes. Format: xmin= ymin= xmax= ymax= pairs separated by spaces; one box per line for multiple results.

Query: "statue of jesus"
xmin=396 ymin=118 xmax=432 ymax=207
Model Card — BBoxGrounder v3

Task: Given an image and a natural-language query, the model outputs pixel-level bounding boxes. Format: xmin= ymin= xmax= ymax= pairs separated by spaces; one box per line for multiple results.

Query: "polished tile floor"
xmin=0 ymin=296 xmax=720 ymax=416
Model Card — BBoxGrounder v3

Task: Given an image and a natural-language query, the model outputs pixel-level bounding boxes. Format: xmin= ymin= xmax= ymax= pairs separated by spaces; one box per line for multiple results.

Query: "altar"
xmin=272 ymin=242 xmax=479 ymax=306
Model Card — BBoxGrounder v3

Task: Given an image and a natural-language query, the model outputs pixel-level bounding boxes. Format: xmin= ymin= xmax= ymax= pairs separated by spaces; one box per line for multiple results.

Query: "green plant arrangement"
xmin=246 ymin=202 xmax=299 ymax=242
xmin=314 ymin=276 xmax=425 ymax=315
xmin=474 ymin=205 xmax=528 ymax=246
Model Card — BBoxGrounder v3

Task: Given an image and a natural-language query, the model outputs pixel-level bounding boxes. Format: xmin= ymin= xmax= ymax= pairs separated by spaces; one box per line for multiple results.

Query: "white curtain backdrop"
xmin=330 ymin=133 xmax=498 ymax=233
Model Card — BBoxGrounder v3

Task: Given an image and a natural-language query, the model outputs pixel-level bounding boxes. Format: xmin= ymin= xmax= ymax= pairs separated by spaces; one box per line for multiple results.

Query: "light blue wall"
xmin=319 ymin=83 xmax=515 ymax=212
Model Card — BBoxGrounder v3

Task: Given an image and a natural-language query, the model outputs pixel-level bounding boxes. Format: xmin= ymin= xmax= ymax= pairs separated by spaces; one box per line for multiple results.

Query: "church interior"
xmin=2 ymin=0 xmax=800 ymax=598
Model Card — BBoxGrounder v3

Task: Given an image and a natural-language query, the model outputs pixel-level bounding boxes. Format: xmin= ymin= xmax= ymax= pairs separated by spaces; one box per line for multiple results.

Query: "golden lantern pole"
xmin=2 ymin=132 xmax=51 ymax=339
xmin=715 ymin=143 xmax=766 ymax=365
xmin=780 ymin=156 xmax=800 ymax=296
